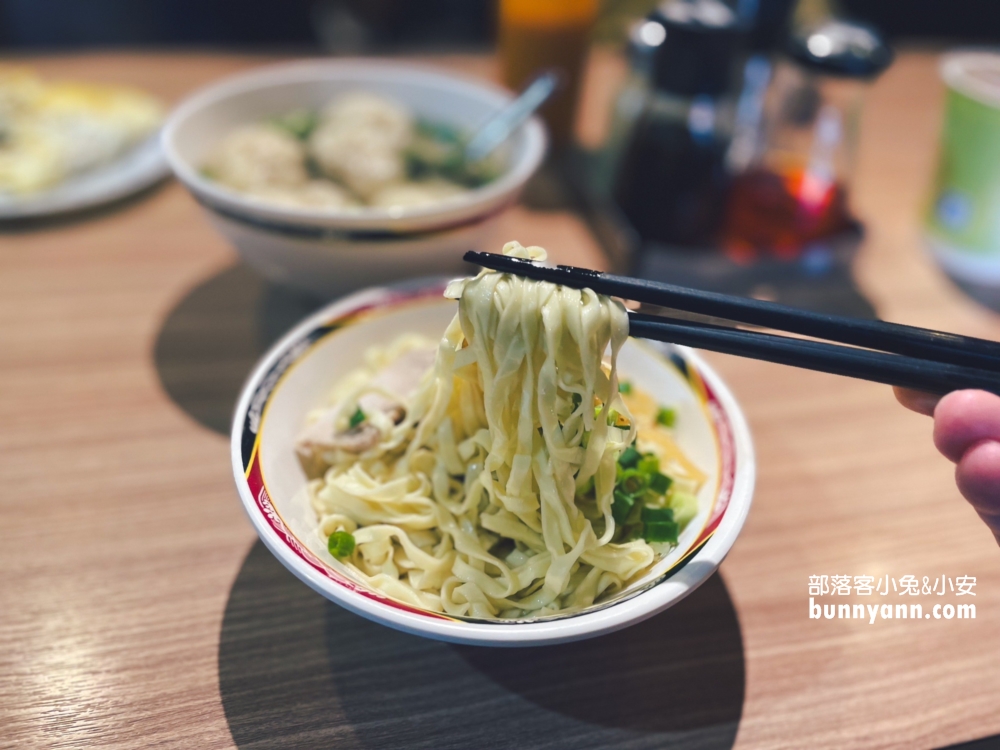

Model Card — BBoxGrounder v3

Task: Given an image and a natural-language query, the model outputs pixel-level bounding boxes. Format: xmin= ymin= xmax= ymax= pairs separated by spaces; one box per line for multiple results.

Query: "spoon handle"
xmin=464 ymin=71 xmax=560 ymax=163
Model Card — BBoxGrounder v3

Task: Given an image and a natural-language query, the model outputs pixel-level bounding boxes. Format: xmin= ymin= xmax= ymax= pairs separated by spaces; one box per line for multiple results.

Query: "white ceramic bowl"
xmin=162 ymin=60 xmax=547 ymax=297
xmin=231 ymin=281 xmax=755 ymax=646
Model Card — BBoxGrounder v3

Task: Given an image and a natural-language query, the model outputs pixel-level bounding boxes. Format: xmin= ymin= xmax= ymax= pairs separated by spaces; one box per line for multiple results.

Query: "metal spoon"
xmin=463 ymin=71 xmax=560 ymax=164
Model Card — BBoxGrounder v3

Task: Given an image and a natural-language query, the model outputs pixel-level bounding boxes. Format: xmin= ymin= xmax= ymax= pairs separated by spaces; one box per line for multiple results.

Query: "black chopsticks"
xmin=464 ymin=251 xmax=1000 ymax=396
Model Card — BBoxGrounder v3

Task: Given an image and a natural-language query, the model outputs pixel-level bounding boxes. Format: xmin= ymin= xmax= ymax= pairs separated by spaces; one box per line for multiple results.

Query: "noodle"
xmin=298 ymin=241 xmax=703 ymax=619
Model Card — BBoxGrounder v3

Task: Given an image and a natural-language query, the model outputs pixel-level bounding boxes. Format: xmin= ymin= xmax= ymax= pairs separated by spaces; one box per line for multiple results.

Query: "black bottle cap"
xmin=744 ymin=0 xmax=797 ymax=52
xmin=625 ymin=17 xmax=666 ymax=72
xmin=787 ymin=20 xmax=893 ymax=79
xmin=648 ymin=0 xmax=745 ymax=96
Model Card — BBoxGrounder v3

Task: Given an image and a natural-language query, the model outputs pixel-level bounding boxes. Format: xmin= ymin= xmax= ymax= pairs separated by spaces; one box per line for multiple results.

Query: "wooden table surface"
xmin=2 ymin=50 xmax=999 ymax=750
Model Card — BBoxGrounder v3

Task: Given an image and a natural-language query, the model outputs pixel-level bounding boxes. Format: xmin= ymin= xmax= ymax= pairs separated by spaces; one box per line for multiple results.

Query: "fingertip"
xmin=933 ymin=390 xmax=1000 ymax=463
xmin=955 ymin=440 xmax=1000 ymax=522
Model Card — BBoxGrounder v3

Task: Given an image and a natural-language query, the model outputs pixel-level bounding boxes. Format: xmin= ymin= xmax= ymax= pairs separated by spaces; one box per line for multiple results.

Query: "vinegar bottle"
xmin=722 ymin=19 xmax=892 ymax=258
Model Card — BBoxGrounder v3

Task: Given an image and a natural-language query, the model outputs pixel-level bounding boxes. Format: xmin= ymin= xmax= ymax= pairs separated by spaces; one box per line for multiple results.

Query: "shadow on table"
xmin=219 ymin=541 xmax=745 ymax=750
xmin=153 ymin=262 xmax=322 ymax=434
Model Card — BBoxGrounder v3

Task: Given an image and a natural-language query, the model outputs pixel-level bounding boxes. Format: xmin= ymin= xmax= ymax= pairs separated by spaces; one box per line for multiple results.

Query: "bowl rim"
xmin=162 ymin=58 xmax=547 ymax=232
xmin=230 ymin=282 xmax=756 ymax=646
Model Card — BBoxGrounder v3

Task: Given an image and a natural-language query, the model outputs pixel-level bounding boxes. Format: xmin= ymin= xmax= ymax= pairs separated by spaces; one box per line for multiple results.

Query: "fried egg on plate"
xmin=0 ymin=70 xmax=163 ymax=195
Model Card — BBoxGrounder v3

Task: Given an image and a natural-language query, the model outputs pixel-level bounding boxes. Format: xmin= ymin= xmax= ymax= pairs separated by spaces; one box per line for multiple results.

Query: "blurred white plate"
xmin=0 ymin=132 xmax=169 ymax=220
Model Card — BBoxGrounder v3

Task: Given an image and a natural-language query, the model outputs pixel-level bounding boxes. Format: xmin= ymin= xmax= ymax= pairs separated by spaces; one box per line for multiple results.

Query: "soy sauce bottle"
xmin=613 ymin=0 xmax=743 ymax=249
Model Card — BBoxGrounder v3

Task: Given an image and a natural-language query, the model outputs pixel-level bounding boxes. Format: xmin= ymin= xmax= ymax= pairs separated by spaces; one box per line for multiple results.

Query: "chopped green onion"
xmin=625 ymin=498 xmax=644 ymax=525
xmin=612 ymin=491 xmax=635 ymax=524
xmin=328 ymin=530 xmax=356 ymax=559
xmin=670 ymin=491 xmax=699 ymax=526
xmin=271 ymin=109 xmax=319 ymax=140
xmin=641 ymin=506 xmax=675 ymax=524
xmin=596 ymin=404 xmax=629 ymax=426
xmin=618 ymin=445 xmax=641 ymax=469
xmin=606 ymin=409 xmax=628 ymax=427
xmin=649 ymin=472 xmax=672 ymax=495
xmin=656 ymin=407 xmax=677 ymax=428
xmin=643 ymin=520 xmax=680 ymax=544
xmin=415 ymin=118 xmax=463 ymax=144
xmin=618 ymin=381 xmax=632 ymax=395
xmin=618 ymin=468 xmax=648 ymax=496
xmin=408 ymin=120 xmax=498 ymax=186
xmin=637 ymin=454 xmax=659 ymax=475
xmin=348 ymin=407 xmax=366 ymax=429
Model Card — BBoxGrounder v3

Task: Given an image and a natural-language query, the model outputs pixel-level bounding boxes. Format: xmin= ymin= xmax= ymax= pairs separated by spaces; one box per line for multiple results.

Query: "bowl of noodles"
xmin=232 ymin=242 xmax=755 ymax=646
xmin=162 ymin=60 xmax=546 ymax=298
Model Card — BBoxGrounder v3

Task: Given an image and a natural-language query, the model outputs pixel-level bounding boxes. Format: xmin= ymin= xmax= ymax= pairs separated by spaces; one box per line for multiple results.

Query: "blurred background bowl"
xmin=162 ymin=59 xmax=547 ymax=298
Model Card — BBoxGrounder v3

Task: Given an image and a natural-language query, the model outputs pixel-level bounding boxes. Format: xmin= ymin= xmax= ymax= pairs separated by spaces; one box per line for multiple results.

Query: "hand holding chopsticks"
xmin=464 ymin=251 xmax=1000 ymax=396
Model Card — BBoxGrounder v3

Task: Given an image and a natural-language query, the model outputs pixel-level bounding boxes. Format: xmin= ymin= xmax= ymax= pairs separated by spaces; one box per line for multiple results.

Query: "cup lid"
xmin=787 ymin=20 xmax=893 ymax=79
xmin=648 ymin=0 xmax=744 ymax=96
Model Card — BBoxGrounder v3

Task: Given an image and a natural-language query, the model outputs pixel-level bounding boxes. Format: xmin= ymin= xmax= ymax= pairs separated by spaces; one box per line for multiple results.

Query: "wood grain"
xmin=0 ymin=50 xmax=998 ymax=750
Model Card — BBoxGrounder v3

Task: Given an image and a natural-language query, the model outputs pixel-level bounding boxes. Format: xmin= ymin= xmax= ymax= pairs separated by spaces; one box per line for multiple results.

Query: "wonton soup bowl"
xmin=231 ymin=281 xmax=755 ymax=646
xmin=162 ymin=60 xmax=546 ymax=298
